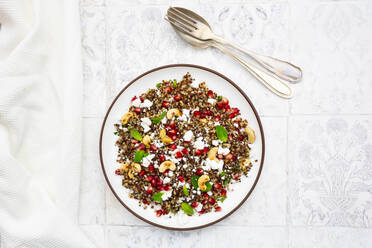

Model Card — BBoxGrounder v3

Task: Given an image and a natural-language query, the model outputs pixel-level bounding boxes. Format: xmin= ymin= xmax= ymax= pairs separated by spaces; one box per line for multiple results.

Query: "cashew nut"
xmin=199 ymin=118 xmax=208 ymax=124
xmin=240 ymin=158 xmax=251 ymax=168
xmin=131 ymin=162 xmax=141 ymax=172
xmin=159 ymin=129 xmax=172 ymax=144
xmin=207 ymin=147 xmax=219 ymax=161
xmin=245 ymin=126 xmax=256 ymax=144
xmin=142 ymin=135 xmax=151 ymax=147
xmin=198 ymin=175 xmax=210 ymax=191
xmin=120 ymin=162 xmax=141 ymax=179
xmin=166 ymin=108 xmax=182 ymax=119
xmin=121 ymin=112 xmax=133 ymax=124
xmin=159 ymin=161 xmax=176 ymax=173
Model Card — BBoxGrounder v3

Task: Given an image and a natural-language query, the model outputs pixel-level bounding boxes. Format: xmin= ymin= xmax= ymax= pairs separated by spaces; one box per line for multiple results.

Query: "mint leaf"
xmin=216 ymin=125 xmax=228 ymax=142
xmin=183 ymin=184 xmax=189 ymax=196
xmin=152 ymin=192 xmax=164 ymax=202
xmin=181 ymin=202 xmax=194 ymax=215
xmin=217 ymin=96 xmax=222 ymax=101
xmin=144 ymin=153 xmax=149 ymax=157
xmin=220 ymin=171 xmax=226 ymax=177
xmin=151 ymin=111 xmax=167 ymax=124
xmin=134 ymin=150 xmax=145 ymax=163
xmin=223 ymin=177 xmax=230 ymax=186
xmin=216 ymin=196 xmax=227 ymax=202
xmin=201 ymin=182 xmax=212 ymax=192
xmin=191 ymin=175 xmax=199 ymax=189
xmin=130 ymin=128 xmax=142 ymax=141
xmin=113 ymin=131 xmax=118 ymax=135
xmin=173 ymin=79 xmax=177 ymax=87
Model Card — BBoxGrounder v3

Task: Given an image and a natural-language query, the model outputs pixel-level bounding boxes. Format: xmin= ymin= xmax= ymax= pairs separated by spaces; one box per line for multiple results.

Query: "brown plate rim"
xmin=99 ymin=64 xmax=265 ymax=231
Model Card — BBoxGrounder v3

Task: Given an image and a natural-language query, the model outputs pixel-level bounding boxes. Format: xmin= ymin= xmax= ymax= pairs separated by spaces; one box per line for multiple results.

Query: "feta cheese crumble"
xmin=183 ymin=130 xmax=194 ymax=142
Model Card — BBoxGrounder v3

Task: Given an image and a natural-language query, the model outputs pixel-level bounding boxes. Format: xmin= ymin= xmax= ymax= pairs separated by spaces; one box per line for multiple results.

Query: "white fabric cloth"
xmin=0 ymin=0 xmax=95 ymax=247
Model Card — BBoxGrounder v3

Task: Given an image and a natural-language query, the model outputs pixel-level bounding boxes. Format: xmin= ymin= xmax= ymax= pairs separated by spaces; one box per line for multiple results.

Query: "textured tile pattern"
xmin=79 ymin=0 xmax=372 ymax=247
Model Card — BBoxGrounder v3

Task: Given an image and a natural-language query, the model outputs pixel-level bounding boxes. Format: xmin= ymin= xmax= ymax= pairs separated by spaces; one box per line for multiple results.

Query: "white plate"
xmin=100 ymin=64 xmax=265 ymax=230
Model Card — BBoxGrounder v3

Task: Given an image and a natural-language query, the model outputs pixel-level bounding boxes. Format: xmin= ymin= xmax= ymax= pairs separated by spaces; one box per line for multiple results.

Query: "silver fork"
xmin=166 ymin=6 xmax=302 ymax=83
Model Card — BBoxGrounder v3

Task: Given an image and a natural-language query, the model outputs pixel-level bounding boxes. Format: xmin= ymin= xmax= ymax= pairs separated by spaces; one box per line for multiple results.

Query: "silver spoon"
xmin=166 ymin=7 xmax=302 ymax=83
xmin=166 ymin=8 xmax=293 ymax=98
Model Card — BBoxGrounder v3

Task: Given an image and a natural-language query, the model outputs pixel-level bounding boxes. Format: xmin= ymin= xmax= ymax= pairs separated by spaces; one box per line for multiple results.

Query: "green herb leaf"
xmin=152 ymin=192 xmax=164 ymax=202
xmin=151 ymin=111 xmax=167 ymax=124
xmin=220 ymin=171 xmax=226 ymax=177
xmin=217 ymin=96 xmax=223 ymax=101
xmin=216 ymin=196 xmax=227 ymax=202
xmin=134 ymin=150 xmax=145 ymax=163
xmin=144 ymin=153 xmax=149 ymax=157
xmin=156 ymin=82 xmax=162 ymax=88
xmin=223 ymin=177 xmax=230 ymax=186
xmin=201 ymin=182 xmax=212 ymax=192
xmin=130 ymin=128 xmax=142 ymax=141
xmin=181 ymin=202 xmax=194 ymax=215
xmin=191 ymin=175 xmax=200 ymax=189
xmin=216 ymin=125 xmax=228 ymax=142
xmin=183 ymin=184 xmax=189 ymax=196
xmin=113 ymin=131 xmax=118 ymax=135
xmin=173 ymin=79 xmax=177 ymax=87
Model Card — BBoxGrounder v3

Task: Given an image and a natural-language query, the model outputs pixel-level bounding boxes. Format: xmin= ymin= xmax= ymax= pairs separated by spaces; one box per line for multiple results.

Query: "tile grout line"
xmin=103 ymin=2 xmax=108 ymax=247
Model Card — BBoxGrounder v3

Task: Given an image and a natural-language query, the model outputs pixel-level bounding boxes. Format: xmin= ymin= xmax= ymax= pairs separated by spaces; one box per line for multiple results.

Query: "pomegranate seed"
xmin=181 ymin=148 xmax=189 ymax=155
xmin=159 ymin=155 xmax=165 ymax=162
xmin=203 ymin=147 xmax=209 ymax=154
xmin=193 ymin=111 xmax=201 ymax=118
xmin=231 ymin=155 xmax=237 ymax=161
xmin=195 ymin=149 xmax=203 ymax=156
xmin=221 ymin=189 xmax=227 ymax=196
xmin=146 ymin=175 xmax=153 ymax=181
xmin=184 ymin=140 xmax=191 ymax=144
xmin=238 ymin=135 xmax=244 ymax=141
xmin=178 ymin=175 xmax=185 ymax=182
xmin=143 ymin=199 xmax=149 ymax=205
xmin=134 ymin=107 xmax=141 ymax=114
xmin=156 ymin=185 xmax=163 ymax=191
xmin=202 ymin=193 xmax=209 ymax=199
xmin=215 ymin=206 xmax=222 ymax=212
xmin=232 ymin=107 xmax=240 ymax=114
xmin=146 ymin=188 xmax=153 ymax=194
xmin=204 ymin=109 xmax=212 ymax=116
xmin=214 ymin=115 xmax=221 ymax=121
xmin=138 ymin=144 xmax=146 ymax=150
xmin=139 ymin=170 xmax=146 ymax=176
xmin=169 ymin=121 xmax=176 ymax=129
xmin=165 ymin=86 xmax=172 ymax=93
xmin=174 ymin=94 xmax=181 ymax=101
xmin=175 ymin=151 xmax=183 ymax=158
xmin=196 ymin=168 xmax=203 ymax=176
xmin=207 ymin=90 xmax=214 ymax=98
xmin=200 ymin=113 xmax=206 ymax=118
xmin=150 ymin=144 xmax=157 ymax=151
xmin=132 ymin=139 xmax=139 ymax=144
xmin=139 ymin=96 xmax=144 ymax=102
xmin=199 ymin=208 xmax=206 ymax=214
xmin=201 ymin=199 xmax=208 ymax=205
xmin=214 ymin=183 xmax=222 ymax=190
xmin=224 ymin=105 xmax=231 ymax=112
xmin=168 ymin=129 xmax=177 ymax=136
xmin=217 ymin=154 xmax=223 ymax=160
xmin=164 ymin=125 xmax=171 ymax=131
xmin=163 ymin=170 xmax=169 ymax=176
xmin=115 ymin=169 xmax=121 ymax=175
xmin=148 ymin=164 xmax=154 ymax=172
xmin=228 ymin=134 xmax=233 ymax=141
xmin=221 ymin=97 xmax=229 ymax=105
xmin=157 ymin=179 xmax=163 ymax=186
xmin=233 ymin=174 xmax=240 ymax=180
xmin=191 ymin=202 xmax=199 ymax=208
xmin=217 ymin=102 xmax=224 ymax=109
xmin=156 ymin=210 xmax=163 ymax=217
xmin=164 ymin=185 xmax=171 ymax=191
xmin=154 ymin=175 xmax=159 ymax=180
xmin=162 ymin=101 xmax=169 ymax=108
xmin=225 ymin=153 xmax=233 ymax=160
xmin=151 ymin=179 xmax=157 ymax=187
xmin=169 ymin=143 xmax=177 ymax=151
xmin=131 ymin=96 xmax=137 ymax=102
xmin=209 ymin=198 xmax=216 ymax=205
xmin=171 ymin=135 xmax=178 ymax=141
xmin=228 ymin=113 xmax=236 ymax=119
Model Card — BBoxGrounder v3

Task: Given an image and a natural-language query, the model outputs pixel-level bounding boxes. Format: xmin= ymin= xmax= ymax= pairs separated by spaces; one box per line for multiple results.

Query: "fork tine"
xmin=169 ymin=7 xmax=197 ymax=24
xmin=164 ymin=16 xmax=194 ymax=35
xmin=167 ymin=9 xmax=198 ymax=30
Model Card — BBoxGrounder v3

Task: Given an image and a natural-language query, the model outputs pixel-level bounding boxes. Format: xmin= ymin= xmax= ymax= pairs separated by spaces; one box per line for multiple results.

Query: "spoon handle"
xmin=212 ymin=42 xmax=293 ymax=99
xmin=212 ymin=35 xmax=302 ymax=83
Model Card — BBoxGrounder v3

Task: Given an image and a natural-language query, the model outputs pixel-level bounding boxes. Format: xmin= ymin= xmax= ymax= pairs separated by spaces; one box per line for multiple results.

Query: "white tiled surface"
xmin=79 ymin=0 xmax=372 ymax=247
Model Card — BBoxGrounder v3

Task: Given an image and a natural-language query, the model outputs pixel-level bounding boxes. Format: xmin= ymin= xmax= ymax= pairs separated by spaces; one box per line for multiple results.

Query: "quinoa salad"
xmin=114 ymin=73 xmax=256 ymax=217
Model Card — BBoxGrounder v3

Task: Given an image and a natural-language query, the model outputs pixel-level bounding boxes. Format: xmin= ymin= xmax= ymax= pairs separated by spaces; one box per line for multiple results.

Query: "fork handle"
xmin=212 ymin=34 xmax=302 ymax=83
xmin=212 ymin=42 xmax=292 ymax=99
